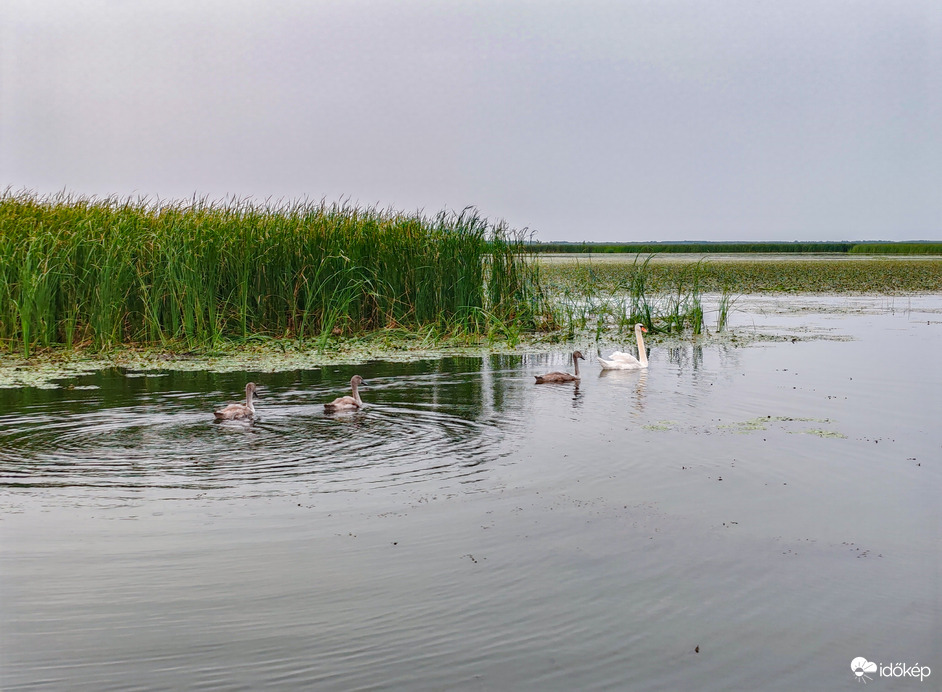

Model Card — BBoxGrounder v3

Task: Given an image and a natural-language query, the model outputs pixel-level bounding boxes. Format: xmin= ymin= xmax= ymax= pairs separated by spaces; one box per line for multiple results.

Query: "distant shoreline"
xmin=536 ymin=252 xmax=942 ymax=263
xmin=527 ymin=242 xmax=942 ymax=254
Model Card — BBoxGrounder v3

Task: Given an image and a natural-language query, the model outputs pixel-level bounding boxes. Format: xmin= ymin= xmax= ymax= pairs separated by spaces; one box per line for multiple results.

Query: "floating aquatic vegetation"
xmin=718 ymin=418 xmax=772 ymax=433
xmin=793 ymin=429 xmax=848 ymax=439
xmin=643 ymin=420 xmax=679 ymax=431
xmin=0 ymin=334 xmax=534 ymax=389
xmin=718 ymin=416 xmax=844 ymax=438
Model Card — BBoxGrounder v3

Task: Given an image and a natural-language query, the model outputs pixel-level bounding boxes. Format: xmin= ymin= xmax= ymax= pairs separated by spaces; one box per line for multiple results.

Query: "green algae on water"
xmin=792 ymin=428 xmax=848 ymax=439
xmin=643 ymin=420 xmax=679 ymax=432
xmin=0 ymin=336 xmax=530 ymax=389
xmin=718 ymin=416 xmax=845 ymax=438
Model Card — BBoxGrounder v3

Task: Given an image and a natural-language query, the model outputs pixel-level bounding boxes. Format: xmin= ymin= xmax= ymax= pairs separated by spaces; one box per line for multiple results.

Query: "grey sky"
xmin=1 ymin=0 xmax=940 ymax=241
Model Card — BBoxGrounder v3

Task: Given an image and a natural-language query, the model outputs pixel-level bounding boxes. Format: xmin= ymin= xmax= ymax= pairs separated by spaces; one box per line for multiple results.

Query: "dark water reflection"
xmin=1 ymin=296 xmax=940 ymax=691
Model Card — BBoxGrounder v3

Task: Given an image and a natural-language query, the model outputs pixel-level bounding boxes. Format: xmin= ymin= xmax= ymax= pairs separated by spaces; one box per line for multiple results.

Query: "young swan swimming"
xmin=214 ymin=382 xmax=258 ymax=420
xmin=535 ymin=351 xmax=585 ymax=384
xmin=324 ymin=375 xmax=366 ymax=412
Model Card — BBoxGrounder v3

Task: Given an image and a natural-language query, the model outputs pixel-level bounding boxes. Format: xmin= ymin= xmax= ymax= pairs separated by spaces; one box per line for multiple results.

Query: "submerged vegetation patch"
xmin=718 ymin=416 xmax=844 ymax=438
xmin=643 ymin=420 xmax=679 ymax=431
xmin=792 ymin=429 xmax=848 ymax=439
xmin=639 ymin=416 xmax=849 ymax=438
xmin=0 ymin=333 xmax=533 ymax=389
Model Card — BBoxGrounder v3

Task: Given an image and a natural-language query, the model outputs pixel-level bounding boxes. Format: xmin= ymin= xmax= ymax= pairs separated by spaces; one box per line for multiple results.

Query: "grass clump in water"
xmin=538 ymin=255 xmax=710 ymax=338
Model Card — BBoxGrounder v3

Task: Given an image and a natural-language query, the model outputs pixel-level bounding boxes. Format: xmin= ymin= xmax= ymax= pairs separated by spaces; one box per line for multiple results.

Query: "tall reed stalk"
xmin=716 ymin=288 xmax=734 ymax=332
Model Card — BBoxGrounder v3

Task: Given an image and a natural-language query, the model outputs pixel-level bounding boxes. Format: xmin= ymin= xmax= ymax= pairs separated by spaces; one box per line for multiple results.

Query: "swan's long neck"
xmin=636 ymin=328 xmax=648 ymax=366
xmin=573 ymin=353 xmax=580 ymax=377
xmin=245 ymin=386 xmax=256 ymax=412
xmin=351 ymin=381 xmax=363 ymax=405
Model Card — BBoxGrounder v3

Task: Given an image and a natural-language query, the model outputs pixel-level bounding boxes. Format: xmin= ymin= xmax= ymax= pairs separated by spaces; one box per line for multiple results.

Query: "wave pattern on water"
xmin=0 ymin=366 xmax=527 ymax=493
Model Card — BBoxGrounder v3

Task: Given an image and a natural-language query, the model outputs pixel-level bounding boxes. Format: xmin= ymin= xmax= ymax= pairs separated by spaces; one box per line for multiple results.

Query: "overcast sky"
xmin=1 ymin=1 xmax=939 ymax=241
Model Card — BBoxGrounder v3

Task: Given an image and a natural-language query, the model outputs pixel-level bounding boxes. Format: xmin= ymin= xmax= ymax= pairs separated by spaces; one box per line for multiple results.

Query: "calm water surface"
xmin=1 ymin=295 xmax=940 ymax=691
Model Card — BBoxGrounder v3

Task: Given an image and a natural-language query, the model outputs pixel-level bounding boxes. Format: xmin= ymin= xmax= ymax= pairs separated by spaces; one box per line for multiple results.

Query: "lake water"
xmin=1 ymin=295 xmax=939 ymax=691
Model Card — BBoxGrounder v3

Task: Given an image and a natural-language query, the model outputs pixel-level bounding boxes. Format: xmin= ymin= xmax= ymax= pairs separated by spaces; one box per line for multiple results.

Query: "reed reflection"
xmin=571 ymin=382 xmax=584 ymax=408
xmin=667 ymin=344 xmax=704 ymax=373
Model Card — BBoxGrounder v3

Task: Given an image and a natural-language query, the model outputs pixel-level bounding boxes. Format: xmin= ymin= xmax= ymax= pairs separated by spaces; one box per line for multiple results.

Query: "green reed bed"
xmin=848 ymin=243 xmax=942 ymax=255
xmin=0 ymin=192 xmax=545 ymax=355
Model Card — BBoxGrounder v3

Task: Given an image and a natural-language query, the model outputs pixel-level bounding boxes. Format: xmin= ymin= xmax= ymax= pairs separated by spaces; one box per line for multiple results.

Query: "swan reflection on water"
xmin=570 ymin=381 xmax=584 ymax=408
xmin=214 ymin=417 xmax=260 ymax=433
xmin=597 ymin=367 xmax=648 ymax=413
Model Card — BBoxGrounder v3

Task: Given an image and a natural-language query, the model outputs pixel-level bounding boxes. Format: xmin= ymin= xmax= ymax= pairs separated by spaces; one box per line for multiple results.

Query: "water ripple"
xmin=0 ymin=372 xmax=524 ymax=493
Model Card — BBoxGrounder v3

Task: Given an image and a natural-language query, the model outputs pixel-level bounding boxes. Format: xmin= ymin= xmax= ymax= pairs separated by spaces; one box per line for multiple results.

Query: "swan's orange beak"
xmin=641 ymin=326 xmax=648 ymax=332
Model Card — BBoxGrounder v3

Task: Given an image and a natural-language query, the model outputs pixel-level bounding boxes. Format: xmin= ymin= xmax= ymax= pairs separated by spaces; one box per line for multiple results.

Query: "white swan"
xmin=535 ymin=351 xmax=585 ymax=383
xmin=214 ymin=382 xmax=258 ymax=420
xmin=324 ymin=375 xmax=366 ymax=412
xmin=599 ymin=324 xmax=649 ymax=370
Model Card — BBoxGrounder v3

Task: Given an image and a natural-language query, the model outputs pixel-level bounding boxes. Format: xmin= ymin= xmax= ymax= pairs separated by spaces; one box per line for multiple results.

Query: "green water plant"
xmin=716 ymin=288 xmax=734 ymax=332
